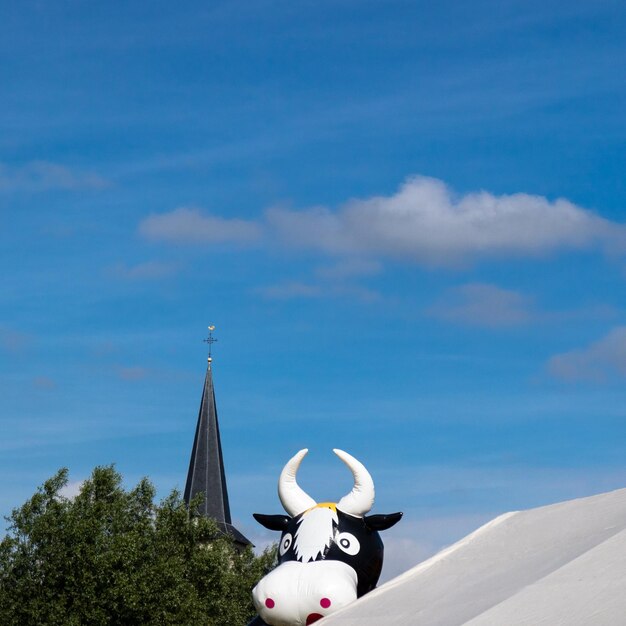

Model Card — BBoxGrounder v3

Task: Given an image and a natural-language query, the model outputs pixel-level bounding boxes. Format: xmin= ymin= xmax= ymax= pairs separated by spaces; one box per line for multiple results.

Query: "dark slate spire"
xmin=184 ymin=334 xmax=251 ymax=547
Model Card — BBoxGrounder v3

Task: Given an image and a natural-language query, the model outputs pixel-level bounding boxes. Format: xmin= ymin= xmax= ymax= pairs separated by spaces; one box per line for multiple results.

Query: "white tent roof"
xmin=322 ymin=487 xmax=626 ymax=626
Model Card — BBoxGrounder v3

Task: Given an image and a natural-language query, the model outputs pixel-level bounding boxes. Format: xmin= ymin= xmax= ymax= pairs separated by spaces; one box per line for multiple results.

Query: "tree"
xmin=0 ymin=466 xmax=276 ymax=626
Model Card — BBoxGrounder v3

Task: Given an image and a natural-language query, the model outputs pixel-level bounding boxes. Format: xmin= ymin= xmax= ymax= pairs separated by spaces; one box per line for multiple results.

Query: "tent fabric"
xmin=321 ymin=488 xmax=626 ymax=626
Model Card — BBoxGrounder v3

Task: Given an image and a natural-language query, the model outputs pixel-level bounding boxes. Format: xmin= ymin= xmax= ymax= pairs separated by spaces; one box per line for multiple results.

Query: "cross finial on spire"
xmin=203 ymin=325 xmax=217 ymax=363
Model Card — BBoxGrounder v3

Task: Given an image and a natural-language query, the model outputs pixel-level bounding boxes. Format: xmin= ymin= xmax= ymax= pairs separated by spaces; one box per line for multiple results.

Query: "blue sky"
xmin=2 ymin=0 xmax=626 ymax=575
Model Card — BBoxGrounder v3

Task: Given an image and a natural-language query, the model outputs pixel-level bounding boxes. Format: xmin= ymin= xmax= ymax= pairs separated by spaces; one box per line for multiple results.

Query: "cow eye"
xmin=279 ymin=533 xmax=293 ymax=556
xmin=336 ymin=532 xmax=360 ymax=556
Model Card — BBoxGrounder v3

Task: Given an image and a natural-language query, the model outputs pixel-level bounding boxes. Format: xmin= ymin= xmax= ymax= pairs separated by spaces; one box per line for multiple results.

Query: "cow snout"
xmin=252 ymin=560 xmax=358 ymax=626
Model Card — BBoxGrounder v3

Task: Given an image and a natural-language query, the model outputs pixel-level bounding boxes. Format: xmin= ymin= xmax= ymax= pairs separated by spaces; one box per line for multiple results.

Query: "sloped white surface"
xmin=322 ymin=488 xmax=626 ymax=626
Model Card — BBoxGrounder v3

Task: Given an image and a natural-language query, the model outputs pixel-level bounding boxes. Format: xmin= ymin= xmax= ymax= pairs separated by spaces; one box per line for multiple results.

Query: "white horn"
xmin=278 ymin=448 xmax=317 ymax=517
xmin=334 ymin=449 xmax=375 ymax=517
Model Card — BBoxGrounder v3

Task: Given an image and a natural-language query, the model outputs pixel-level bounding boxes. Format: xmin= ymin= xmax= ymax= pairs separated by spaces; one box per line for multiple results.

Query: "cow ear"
xmin=363 ymin=512 xmax=403 ymax=531
xmin=253 ymin=513 xmax=291 ymax=531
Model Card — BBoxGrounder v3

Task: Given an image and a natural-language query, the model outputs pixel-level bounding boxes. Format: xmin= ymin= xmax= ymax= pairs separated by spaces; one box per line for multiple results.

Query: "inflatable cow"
xmin=247 ymin=449 xmax=402 ymax=626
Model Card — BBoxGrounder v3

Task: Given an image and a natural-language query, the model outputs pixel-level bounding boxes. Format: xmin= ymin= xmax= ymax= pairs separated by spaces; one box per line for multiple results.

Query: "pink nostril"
xmin=265 ymin=598 xmax=275 ymax=609
xmin=320 ymin=598 xmax=331 ymax=609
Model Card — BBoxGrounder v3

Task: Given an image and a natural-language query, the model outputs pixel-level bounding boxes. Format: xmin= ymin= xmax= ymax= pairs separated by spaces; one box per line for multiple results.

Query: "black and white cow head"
xmin=250 ymin=449 xmax=402 ymax=626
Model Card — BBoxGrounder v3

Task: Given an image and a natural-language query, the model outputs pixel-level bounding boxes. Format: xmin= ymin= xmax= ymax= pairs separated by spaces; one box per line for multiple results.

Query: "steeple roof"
xmin=184 ymin=358 xmax=251 ymax=547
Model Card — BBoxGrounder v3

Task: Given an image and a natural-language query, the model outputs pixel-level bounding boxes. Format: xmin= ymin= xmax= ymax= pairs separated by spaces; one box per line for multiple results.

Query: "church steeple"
xmin=183 ymin=327 xmax=251 ymax=547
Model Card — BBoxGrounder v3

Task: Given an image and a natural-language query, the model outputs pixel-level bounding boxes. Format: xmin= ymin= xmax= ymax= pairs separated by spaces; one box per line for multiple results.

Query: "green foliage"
xmin=0 ymin=467 xmax=276 ymax=626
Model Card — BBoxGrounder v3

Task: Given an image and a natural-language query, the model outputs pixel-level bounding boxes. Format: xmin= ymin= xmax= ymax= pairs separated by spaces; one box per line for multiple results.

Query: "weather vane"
xmin=203 ymin=325 xmax=217 ymax=362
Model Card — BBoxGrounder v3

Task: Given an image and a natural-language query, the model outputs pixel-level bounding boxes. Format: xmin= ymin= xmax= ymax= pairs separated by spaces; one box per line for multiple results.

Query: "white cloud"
xmin=266 ymin=176 xmax=626 ymax=267
xmin=138 ymin=176 xmax=626 ymax=269
xmin=0 ymin=161 xmax=108 ymax=191
xmin=136 ymin=176 xmax=626 ymax=307
xmin=428 ymin=283 xmax=534 ymax=327
xmin=60 ymin=480 xmax=85 ymax=500
xmin=548 ymin=326 xmax=626 ymax=381
xmin=139 ymin=207 xmax=262 ymax=244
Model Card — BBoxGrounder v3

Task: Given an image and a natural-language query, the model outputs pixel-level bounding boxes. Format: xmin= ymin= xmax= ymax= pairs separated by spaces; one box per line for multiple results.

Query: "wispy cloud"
xmin=266 ymin=176 xmax=626 ymax=267
xmin=257 ymin=281 xmax=323 ymax=300
xmin=33 ymin=376 xmax=56 ymax=390
xmin=314 ymin=258 xmax=382 ymax=280
xmin=0 ymin=161 xmax=109 ymax=191
xmin=430 ymin=283 xmax=617 ymax=329
xmin=117 ymin=366 xmax=151 ymax=381
xmin=139 ymin=207 xmax=262 ymax=244
xmin=547 ymin=327 xmax=626 ymax=382
xmin=428 ymin=283 xmax=535 ymax=327
xmin=257 ymin=281 xmax=380 ymax=302
xmin=0 ymin=326 xmax=32 ymax=354
xmin=114 ymin=364 xmax=190 ymax=383
xmin=107 ymin=260 xmax=181 ymax=280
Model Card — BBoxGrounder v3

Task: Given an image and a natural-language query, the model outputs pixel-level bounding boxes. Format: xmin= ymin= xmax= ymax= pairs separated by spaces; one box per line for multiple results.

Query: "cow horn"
xmin=334 ymin=449 xmax=375 ymax=516
xmin=278 ymin=448 xmax=317 ymax=517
